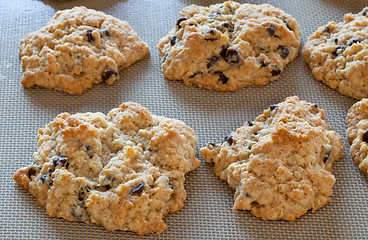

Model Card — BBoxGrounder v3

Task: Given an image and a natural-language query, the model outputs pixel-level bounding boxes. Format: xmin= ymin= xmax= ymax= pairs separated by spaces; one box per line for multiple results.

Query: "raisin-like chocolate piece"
xmin=363 ymin=130 xmax=368 ymax=143
xmin=224 ymin=49 xmax=241 ymax=65
xmin=189 ymin=71 xmax=202 ymax=78
xmin=323 ymin=26 xmax=330 ymax=33
xmin=259 ymin=60 xmax=267 ymax=67
xmin=222 ymin=135 xmax=234 ymax=145
xmin=246 ymin=120 xmax=253 ymax=126
xmin=348 ymin=38 xmax=362 ymax=46
xmin=332 ymin=46 xmax=346 ymax=56
xmin=269 ymin=104 xmax=278 ymax=111
xmin=40 ymin=174 xmax=47 ymax=183
xmin=85 ymin=145 xmax=93 ymax=158
xmin=215 ymin=71 xmax=229 ymax=84
xmin=313 ymin=104 xmax=318 ymax=108
xmin=323 ymin=148 xmax=332 ymax=163
xmin=207 ymin=56 xmax=219 ymax=68
xmin=176 ymin=18 xmax=187 ymax=28
xmin=245 ymin=192 xmax=251 ymax=198
xmin=105 ymin=185 xmax=111 ymax=190
xmin=209 ymin=12 xmax=221 ymax=18
xmin=334 ymin=38 xmax=339 ymax=44
xmin=266 ymin=24 xmax=276 ymax=36
xmin=277 ymin=45 xmax=290 ymax=59
xmin=129 ymin=182 xmax=145 ymax=195
xmin=101 ymin=69 xmax=118 ymax=82
xmin=71 ymin=202 xmax=87 ymax=221
xmin=269 ymin=63 xmax=281 ymax=76
xmin=28 ymin=168 xmax=36 ymax=177
xmin=283 ymin=19 xmax=292 ymax=31
xmin=217 ymin=22 xmax=234 ymax=32
xmin=220 ymin=45 xmax=228 ymax=58
xmin=204 ymin=29 xmax=218 ymax=41
xmin=53 ymin=156 xmax=68 ymax=168
xmin=86 ymin=30 xmax=94 ymax=43
xmin=170 ymin=36 xmax=177 ymax=46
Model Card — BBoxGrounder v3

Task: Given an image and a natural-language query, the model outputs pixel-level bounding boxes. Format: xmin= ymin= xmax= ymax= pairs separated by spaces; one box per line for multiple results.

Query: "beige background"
xmin=1 ymin=0 xmax=368 ymax=239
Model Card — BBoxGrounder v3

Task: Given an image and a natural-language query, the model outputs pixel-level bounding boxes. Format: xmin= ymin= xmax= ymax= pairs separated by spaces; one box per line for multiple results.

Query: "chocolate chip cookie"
xmin=157 ymin=1 xmax=300 ymax=91
xmin=200 ymin=96 xmax=343 ymax=221
xmin=302 ymin=8 xmax=368 ymax=99
xmin=13 ymin=102 xmax=200 ymax=235
xmin=346 ymin=98 xmax=368 ymax=176
xmin=19 ymin=7 xmax=149 ymax=94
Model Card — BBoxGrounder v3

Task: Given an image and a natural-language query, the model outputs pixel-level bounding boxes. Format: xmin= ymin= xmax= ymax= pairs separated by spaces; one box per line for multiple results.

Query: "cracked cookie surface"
xmin=157 ymin=1 xmax=300 ymax=91
xmin=19 ymin=6 xmax=149 ymax=94
xmin=200 ymin=96 xmax=343 ymax=221
xmin=13 ymin=102 xmax=200 ymax=235
xmin=346 ymin=99 xmax=368 ymax=176
xmin=302 ymin=8 xmax=368 ymax=99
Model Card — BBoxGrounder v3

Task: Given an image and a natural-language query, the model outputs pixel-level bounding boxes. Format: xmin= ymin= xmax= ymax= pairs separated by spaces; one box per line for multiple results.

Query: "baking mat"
xmin=1 ymin=0 xmax=368 ymax=239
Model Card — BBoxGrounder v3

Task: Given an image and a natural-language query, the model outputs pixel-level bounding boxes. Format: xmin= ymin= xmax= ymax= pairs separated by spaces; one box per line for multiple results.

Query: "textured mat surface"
xmin=1 ymin=0 xmax=368 ymax=239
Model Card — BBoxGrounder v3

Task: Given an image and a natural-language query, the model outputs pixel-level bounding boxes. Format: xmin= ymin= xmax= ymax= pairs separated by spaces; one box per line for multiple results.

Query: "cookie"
xmin=200 ymin=96 xmax=343 ymax=221
xmin=346 ymin=99 xmax=368 ymax=176
xmin=157 ymin=1 xmax=300 ymax=91
xmin=13 ymin=102 xmax=200 ymax=235
xmin=19 ymin=7 xmax=149 ymax=94
xmin=302 ymin=8 xmax=368 ymax=99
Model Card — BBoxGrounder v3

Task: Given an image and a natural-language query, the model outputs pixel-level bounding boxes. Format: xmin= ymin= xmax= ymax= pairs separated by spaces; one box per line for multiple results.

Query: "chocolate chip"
xmin=332 ymin=45 xmax=346 ymax=56
xmin=176 ymin=18 xmax=187 ymax=29
xmin=53 ymin=156 xmax=68 ymax=167
xmin=313 ymin=104 xmax=318 ymax=108
xmin=71 ymin=202 xmax=87 ymax=221
xmin=266 ymin=24 xmax=276 ymax=36
xmin=259 ymin=60 xmax=267 ymax=67
xmin=363 ymin=9 xmax=368 ymax=16
xmin=222 ymin=135 xmax=233 ymax=145
xmin=28 ymin=168 xmax=36 ymax=177
xmin=247 ymin=120 xmax=253 ymax=126
xmin=215 ymin=71 xmax=228 ymax=84
xmin=209 ymin=12 xmax=221 ymax=18
xmin=207 ymin=56 xmax=219 ymax=68
xmin=85 ymin=145 xmax=93 ymax=158
xmin=189 ymin=71 xmax=202 ymax=78
xmin=224 ymin=49 xmax=241 ymax=65
xmin=283 ymin=19 xmax=292 ymax=31
xmin=129 ymin=182 xmax=145 ymax=195
xmin=363 ymin=130 xmax=368 ymax=143
xmin=204 ymin=29 xmax=218 ymax=41
xmin=323 ymin=148 xmax=332 ymax=163
xmin=86 ymin=30 xmax=94 ymax=43
xmin=348 ymin=38 xmax=362 ymax=46
xmin=334 ymin=38 xmax=339 ymax=44
xmin=271 ymin=69 xmax=281 ymax=76
xmin=220 ymin=45 xmax=228 ymax=58
xmin=99 ymin=29 xmax=110 ymax=37
xmin=270 ymin=63 xmax=281 ymax=76
xmin=277 ymin=45 xmax=290 ymax=59
xmin=101 ymin=69 xmax=118 ymax=82
xmin=169 ymin=181 xmax=174 ymax=189
xmin=105 ymin=184 xmax=111 ymax=190
xmin=269 ymin=104 xmax=278 ymax=111
xmin=170 ymin=36 xmax=177 ymax=46
xmin=323 ymin=27 xmax=330 ymax=33
xmin=217 ymin=22 xmax=234 ymax=32
xmin=40 ymin=174 xmax=47 ymax=183
xmin=245 ymin=192 xmax=251 ymax=198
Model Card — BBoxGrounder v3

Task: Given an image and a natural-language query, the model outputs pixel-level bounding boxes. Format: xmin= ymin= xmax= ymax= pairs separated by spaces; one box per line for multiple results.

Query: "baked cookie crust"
xmin=157 ymin=1 xmax=300 ymax=91
xmin=201 ymin=96 xmax=343 ymax=221
xmin=13 ymin=102 xmax=200 ymax=235
xmin=19 ymin=7 xmax=149 ymax=94
xmin=302 ymin=8 xmax=368 ymax=99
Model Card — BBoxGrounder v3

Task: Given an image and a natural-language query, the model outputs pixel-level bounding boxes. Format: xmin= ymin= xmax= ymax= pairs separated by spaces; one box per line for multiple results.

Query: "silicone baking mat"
xmin=1 ymin=0 xmax=368 ymax=239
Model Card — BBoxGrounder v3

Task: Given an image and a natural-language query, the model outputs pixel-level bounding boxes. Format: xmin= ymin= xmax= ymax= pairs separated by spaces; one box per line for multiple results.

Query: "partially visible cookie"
xmin=200 ymin=96 xmax=343 ymax=221
xmin=302 ymin=8 xmax=368 ymax=99
xmin=157 ymin=1 xmax=300 ymax=91
xmin=19 ymin=7 xmax=149 ymax=94
xmin=346 ymin=99 xmax=368 ymax=176
xmin=13 ymin=102 xmax=200 ymax=235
